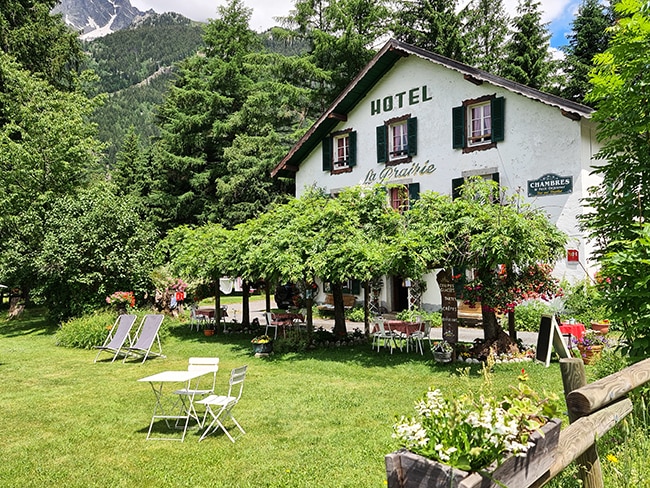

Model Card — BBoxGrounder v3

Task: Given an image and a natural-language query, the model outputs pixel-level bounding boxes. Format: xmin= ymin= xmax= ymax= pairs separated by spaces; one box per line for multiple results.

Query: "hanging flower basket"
xmin=386 ymin=418 xmax=561 ymax=488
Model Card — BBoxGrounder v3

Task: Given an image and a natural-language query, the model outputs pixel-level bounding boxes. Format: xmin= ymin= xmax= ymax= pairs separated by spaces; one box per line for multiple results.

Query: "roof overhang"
xmin=272 ymin=39 xmax=594 ymax=179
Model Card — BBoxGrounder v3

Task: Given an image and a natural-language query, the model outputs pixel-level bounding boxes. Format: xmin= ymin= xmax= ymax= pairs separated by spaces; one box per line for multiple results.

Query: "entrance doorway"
xmin=392 ymin=277 xmax=409 ymax=313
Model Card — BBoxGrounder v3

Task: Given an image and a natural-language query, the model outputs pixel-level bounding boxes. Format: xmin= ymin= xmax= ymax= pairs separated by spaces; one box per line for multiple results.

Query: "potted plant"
xmin=203 ymin=321 xmax=215 ymax=336
xmin=387 ymin=372 xmax=561 ymax=487
xmin=251 ymin=335 xmax=273 ymax=355
xmin=432 ymin=340 xmax=453 ymax=363
xmin=590 ymin=318 xmax=610 ymax=335
xmin=105 ymin=291 xmax=135 ymax=315
xmin=573 ymin=329 xmax=609 ymax=364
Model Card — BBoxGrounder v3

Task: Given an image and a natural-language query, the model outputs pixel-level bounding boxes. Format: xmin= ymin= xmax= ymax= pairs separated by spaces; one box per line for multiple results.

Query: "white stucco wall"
xmin=294 ymin=55 xmax=602 ymax=310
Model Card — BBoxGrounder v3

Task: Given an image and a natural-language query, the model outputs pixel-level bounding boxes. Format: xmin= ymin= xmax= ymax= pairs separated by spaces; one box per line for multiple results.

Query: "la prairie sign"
xmin=363 ymin=160 xmax=437 ymax=184
xmin=528 ymin=173 xmax=573 ymax=197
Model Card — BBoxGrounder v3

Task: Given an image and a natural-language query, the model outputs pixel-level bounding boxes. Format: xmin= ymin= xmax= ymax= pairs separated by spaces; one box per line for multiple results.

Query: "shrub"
xmin=562 ymin=279 xmax=609 ymax=325
xmin=345 ymin=306 xmax=365 ymax=322
xmin=55 ymin=310 xmax=120 ymax=349
xmin=395 ymin=309 xmax=442 ymax=327
xmin=515 ymin=300 xmax=556 ymax=332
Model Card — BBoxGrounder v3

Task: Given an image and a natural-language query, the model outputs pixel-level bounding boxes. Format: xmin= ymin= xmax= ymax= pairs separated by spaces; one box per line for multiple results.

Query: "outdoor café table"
xmin=271 ymin=312 xmax=305 ymax=336
xmin=138 ymin=370 xmax=210 ymax=441
xmin=559 ymin=323 xmax=586 ymax=349
xmin=559 ymin=323 xmax=586 ymax=340
xmin=383 ymin=320 xmax=421 ymax=337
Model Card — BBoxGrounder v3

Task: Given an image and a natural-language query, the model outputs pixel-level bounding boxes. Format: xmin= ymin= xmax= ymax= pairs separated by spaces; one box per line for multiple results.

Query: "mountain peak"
xmin=53 ymin=0 xmax=152 ymax=40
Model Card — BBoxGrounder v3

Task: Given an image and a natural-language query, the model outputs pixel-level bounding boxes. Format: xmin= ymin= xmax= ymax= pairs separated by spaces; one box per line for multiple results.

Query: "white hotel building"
xmin=272 ymin=40 xmax=603 ymax=313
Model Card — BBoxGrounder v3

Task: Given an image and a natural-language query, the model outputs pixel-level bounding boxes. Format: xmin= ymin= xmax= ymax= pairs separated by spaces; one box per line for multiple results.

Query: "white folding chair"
xmin=264 ymin=312 xmax=278 ymax=340
xmin=407 ymin=319 xmax=429 ymax=355
xmin=172 ymin=357 xmax=219 ymax=428
xmin=197 ymin=365 xmax=248 ymax=442
xmin=190 ymin=306 xmax=208 ymax=331
xmin=371 ymin=318 xmax=399 ymax=353
xmin=93 ymin=314 xmax=137 ymax=362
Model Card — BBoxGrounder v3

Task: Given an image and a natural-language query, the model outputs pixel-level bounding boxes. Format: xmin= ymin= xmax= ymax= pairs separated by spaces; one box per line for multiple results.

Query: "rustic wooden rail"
xmin=531 ymin=357 xmax=650 ymax=488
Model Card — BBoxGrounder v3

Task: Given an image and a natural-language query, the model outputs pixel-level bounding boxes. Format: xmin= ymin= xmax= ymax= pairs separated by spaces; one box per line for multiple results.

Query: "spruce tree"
xmin=391 ymin=0 xmax=465 ymax=62
xmin=560 ymin=0 xmax=613 ymax=104
xmin=461 ymin=0 xmax=510 ymax=73
xmin=501 ymin=0 xmax=553 ymax=89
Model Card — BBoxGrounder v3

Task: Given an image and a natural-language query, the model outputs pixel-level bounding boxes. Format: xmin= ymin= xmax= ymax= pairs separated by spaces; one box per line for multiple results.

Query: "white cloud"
xmin=130 ymin=0 xmax=295 ymax=31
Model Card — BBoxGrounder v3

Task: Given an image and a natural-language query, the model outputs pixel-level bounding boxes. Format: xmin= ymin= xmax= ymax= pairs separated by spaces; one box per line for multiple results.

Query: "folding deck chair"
xmin=93 ymin=314 xmax=137 ymax=363
xmin=172 ymin=357 xmax=220 ymax=428
xmin=197 ymin=365 xmax=248 ymax=442
xmin=123 ymin=314 xmax=166 ymax=363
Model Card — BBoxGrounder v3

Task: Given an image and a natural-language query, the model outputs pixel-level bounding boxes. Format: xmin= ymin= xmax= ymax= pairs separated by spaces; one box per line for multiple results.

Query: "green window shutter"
xmin=491 ymin=172 xmax=500 ymax=185
xmin=408 ymin=182 xmax=420 ymax=207
xmin=351 ymin=279 xmax=361 ymax=295
xmin=407 ymin=117 xmax=418 ymax=156
xmin=322 ymin=137 xmax=332 ymax=171
xmin=491 ymin=97 xmax=505 ymax=142
xmin=452 ymin=177 xmax=464 ymax=200
xmin=452 ymin=105 xmax=465 ymax=148
xmin=376 ymin=125 xmax=387 ymax=164
xmin=348 ymin=131 xmax=357 ymax=167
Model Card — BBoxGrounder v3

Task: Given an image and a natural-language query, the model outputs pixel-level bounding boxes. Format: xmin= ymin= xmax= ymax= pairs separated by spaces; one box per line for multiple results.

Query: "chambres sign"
xmin=527 ymin=173 xmax=573 ymax=197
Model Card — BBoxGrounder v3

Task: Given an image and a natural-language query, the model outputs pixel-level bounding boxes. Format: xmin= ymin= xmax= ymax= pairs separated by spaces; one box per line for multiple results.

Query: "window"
xmin=453 ymin=96 xmax=504 ymax=152
xmin=389 ymin=183 xmax=420 ymax=213
xmin=377 ymin=116 xmax=417 ymax=164
xmin=333 ymin=134 xmax=350 ymax=169
xmin=322 ymin=130 xmax=356 ymax=173
xmin=452 ymin=173 xmax=499 ymax=200
xmin=468 ymin=102 xmax=491 ymax=146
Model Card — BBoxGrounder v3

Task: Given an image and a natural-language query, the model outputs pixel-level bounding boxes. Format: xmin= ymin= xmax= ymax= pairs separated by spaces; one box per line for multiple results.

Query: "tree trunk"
xmin=482 ymin=307 xmax=503 ymax=342
xmin=363 ymin=281 xmax=370 ymax=336
xmin=241 ymin=281 xmax=250 ymax=327
xmin=508 ymin=310 xmax=517 ymax=341
xmin=331 ymin=281 xmax=347 ymax=337
xmin=265 ymin=282 xmax=271 ymax=313
xmin=214 ymin=278 xmax=222 ymax=326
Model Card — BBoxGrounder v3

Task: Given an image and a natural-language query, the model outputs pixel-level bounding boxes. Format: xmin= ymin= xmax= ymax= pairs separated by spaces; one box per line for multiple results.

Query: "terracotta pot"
xmin=204 ymin=329 xmax=215 ymax=336
xmin=590 ymin=322 xmax=610 ymax=335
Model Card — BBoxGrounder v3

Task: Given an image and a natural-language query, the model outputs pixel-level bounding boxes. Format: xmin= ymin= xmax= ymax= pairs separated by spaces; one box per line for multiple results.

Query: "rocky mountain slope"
xmin=52 ymin=0 xmax=152 ymax=40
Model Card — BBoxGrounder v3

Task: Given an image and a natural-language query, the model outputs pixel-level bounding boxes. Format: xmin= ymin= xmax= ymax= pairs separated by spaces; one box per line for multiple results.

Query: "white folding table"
xmin=138 ymin=369 xmax=211 ymax=441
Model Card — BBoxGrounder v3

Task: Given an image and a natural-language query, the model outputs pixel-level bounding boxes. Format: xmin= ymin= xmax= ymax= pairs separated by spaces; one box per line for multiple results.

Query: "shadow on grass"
xmin=165 ymin=321 xmax=474 ymax=373
xmin=0 ymin=307 xmax=58 ymax=338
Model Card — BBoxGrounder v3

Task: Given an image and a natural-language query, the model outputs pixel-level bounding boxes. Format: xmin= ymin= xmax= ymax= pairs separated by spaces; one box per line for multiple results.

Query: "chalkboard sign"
xmin=437 ymin=269 xmax=458 ymax=344
xmin=536 ymin=314 xmax=570 ymax=367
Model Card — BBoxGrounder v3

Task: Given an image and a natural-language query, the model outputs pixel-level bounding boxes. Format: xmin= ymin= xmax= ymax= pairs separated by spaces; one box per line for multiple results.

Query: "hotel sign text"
xmin=528 ymin=173 xmax=573 ymax=197
xmin=370 ymin=85 xmax=432 ymax=116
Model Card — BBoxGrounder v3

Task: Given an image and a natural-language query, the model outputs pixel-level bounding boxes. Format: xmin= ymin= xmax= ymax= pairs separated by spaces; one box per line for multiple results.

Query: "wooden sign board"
xmin=437 ymin=270 xmax=458 ymax=344
xmin=536 ymin=314 xmax=570 ymax=367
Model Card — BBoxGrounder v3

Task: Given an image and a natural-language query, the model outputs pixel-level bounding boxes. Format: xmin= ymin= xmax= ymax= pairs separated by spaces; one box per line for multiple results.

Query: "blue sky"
xmin=131 ymin=0 xmax=581 ymax=49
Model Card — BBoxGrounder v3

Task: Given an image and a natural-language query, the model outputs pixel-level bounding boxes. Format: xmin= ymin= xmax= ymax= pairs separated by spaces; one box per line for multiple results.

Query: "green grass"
xmin=0 ymin=308 xmax=642 ymax=487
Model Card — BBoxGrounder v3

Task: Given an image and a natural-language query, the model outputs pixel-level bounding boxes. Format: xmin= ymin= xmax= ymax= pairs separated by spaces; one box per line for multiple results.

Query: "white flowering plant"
xmin=392 ymin=371 xmax=560 ymax=472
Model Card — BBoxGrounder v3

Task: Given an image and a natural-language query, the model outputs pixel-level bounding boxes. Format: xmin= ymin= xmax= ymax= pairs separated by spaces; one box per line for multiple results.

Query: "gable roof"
xmin=272 ymin=39 xmax=593 ymax=179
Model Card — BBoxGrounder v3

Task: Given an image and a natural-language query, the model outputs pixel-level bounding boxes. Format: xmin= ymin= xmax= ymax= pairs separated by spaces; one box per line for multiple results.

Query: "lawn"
xmin=1 ymin=309 xmax=570 ymax=487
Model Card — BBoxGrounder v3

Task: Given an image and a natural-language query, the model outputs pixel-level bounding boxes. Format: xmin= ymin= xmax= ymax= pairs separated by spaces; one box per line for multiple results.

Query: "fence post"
xmin=559 ymin=358 xmax=603 ymax=488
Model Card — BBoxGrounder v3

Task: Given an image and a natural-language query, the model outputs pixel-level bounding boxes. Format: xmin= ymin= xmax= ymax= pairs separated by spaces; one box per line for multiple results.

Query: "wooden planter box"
xmin=385 ymin=418 xmax=561 ymax=488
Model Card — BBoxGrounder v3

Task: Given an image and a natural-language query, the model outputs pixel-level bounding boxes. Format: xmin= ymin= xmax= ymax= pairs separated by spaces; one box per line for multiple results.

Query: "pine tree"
xmin=0 ymin=0 xmax=83 ymax=90
xmin=461 ymin=0 xmax=510 ymax=74
xmin=501 ymin=0 xmax=553 ymax=89
xmin=560 ymin=0 xmax=613 ymax=104
xmin=391 ymin=0 xmax=465 ymax=62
